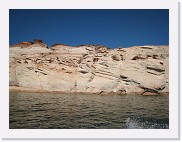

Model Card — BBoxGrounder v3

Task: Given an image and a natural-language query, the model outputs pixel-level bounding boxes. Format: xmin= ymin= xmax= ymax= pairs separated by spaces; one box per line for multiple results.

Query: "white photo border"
xmin=0 ymin=0 xmax=179 ymax=139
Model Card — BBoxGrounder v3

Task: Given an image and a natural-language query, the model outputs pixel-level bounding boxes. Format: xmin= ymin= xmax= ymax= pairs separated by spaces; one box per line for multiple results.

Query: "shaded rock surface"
xmin=9 ymin=42 xmax=169 ymax=95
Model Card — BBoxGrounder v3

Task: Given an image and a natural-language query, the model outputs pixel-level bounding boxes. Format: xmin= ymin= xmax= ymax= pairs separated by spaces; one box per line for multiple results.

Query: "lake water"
xmin=9 ymin=91 xmax=169 ymax=129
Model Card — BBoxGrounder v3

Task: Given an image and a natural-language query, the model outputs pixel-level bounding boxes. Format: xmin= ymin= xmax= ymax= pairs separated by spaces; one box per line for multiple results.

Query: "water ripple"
xmin=9 ymin=92 xmax=169 ymax=129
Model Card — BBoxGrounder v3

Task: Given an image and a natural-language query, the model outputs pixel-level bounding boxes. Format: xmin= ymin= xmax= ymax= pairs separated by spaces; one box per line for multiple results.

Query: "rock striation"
xmin=9 ymin=40 xmax=169 ymax=95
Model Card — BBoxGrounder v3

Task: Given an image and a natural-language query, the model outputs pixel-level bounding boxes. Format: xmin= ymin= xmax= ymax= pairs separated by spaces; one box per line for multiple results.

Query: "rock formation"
xmin=9 ymin=40 xmax=169 ymax=95
xmin=11 ymin=41 xmax=34 ymax=48
xmin=11 ymin=39 xmax=48 ymax=49
xmin=34 ymin=39 xmax=43 ymax=44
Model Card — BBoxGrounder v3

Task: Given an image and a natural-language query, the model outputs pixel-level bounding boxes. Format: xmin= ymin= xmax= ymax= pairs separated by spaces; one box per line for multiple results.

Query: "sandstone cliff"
xmin=9 ymin=41 xmax=169 ymax=95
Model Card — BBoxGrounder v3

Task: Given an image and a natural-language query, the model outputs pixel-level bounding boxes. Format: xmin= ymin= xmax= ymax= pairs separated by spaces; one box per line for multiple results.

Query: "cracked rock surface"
xmin=9 ymin=43 xmax=169 ymax=95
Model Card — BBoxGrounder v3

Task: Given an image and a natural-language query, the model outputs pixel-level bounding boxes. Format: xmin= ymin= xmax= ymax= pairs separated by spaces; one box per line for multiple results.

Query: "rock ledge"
xmin=9 ymin=40 xmax=169 ymax=95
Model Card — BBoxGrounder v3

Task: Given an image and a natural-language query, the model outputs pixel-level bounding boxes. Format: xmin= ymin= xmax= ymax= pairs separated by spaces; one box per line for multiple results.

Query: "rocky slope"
xmin=9 ymin=40 xmax=169 ymax=95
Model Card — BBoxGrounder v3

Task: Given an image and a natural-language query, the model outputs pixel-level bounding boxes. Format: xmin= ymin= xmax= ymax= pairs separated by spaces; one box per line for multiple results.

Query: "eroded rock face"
xmin=10 ymin=39 xmax=48 ymax=49
xmin=11 ymin=42 xmax=34 ymax=48
xmin=34 ymin=39 xmax=43 ymax=44
xmin=9 ymin=44 xmax=169 ymax=95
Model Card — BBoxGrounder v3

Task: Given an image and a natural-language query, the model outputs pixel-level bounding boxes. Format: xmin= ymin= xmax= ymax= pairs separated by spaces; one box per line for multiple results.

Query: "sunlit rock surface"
xmin=9 ymin=41 xmax=169 ymax=95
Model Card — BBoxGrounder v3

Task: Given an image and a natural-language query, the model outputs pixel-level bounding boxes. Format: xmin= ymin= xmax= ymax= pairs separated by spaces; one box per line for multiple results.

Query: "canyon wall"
xmin=9 ymin=42 xmax=169 ymax=95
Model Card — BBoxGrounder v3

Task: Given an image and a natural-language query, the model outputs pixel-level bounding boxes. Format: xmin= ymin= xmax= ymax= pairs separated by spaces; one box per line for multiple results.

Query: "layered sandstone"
xmin=9 ymin=41 xmax=169 ymax=95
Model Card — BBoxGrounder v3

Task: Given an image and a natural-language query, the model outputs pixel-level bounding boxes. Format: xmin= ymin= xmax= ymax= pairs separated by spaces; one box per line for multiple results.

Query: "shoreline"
xmin=9 ymin=86 xmax=169 ymax=96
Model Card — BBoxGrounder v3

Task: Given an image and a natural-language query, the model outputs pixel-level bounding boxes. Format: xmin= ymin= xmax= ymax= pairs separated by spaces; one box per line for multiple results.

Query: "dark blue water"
xmin=9 ymin=92 xmax=169 ymax=129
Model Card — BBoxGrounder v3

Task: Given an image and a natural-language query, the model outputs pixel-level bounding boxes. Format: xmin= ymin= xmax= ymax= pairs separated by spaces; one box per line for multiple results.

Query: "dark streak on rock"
xmin=27 ymin=67 xmax=33 ymax=70
xmin=147 ymin=66 xmax=165 ymax=72
xmin=79 ymin=70 xmax=89 ymax=74
xmin=140 ymin=46 xmax=153 ymax=49
xmin=140 ymin=86 xmax=159 ymax=95
xmin=120 ymin=75 xmax=128 ymax=79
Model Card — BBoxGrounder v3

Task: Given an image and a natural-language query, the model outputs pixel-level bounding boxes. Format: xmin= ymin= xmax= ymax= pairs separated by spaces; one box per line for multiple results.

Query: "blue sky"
xmin=9 ymin=9 xmax=169 ymax=48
